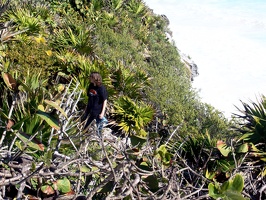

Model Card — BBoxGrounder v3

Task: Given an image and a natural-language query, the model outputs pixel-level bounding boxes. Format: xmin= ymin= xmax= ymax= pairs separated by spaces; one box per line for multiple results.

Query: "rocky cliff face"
xmin=179 ymin=51 xmax=199 ymax=81
xmin=159 ymin=14 xmax=199 ymax=81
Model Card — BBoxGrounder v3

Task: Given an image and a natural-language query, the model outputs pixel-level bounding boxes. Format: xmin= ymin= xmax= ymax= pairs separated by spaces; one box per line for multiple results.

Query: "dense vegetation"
xmin=0 ymin=0 xmax=265 ymax=199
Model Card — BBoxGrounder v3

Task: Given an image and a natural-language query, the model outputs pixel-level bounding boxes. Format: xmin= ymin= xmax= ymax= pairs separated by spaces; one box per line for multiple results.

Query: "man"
xmin=82 ymin=72 xmax=108 ymax=133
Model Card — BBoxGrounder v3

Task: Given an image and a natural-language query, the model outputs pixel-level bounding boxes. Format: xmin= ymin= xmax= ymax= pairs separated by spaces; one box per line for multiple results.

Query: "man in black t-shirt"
xmin=82 ymin=72 xmax=108 ymax=132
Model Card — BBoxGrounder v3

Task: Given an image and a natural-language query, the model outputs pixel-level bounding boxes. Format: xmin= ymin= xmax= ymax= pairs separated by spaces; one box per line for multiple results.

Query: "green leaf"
xmin=156 ymin=144 xmax=167 ymax=155
xmin=208 ymin=183 xmax=224 ymax=199
xmin=139 ymin=161 xmax=152 ymax=171
xmin=249 ymin=143 xmax=260 ymax=152
xmin=162 ymin=152 xmax=172 ymax=165
xmin=221 ymin=181 xmax=229 ymax=192
xmin=143 ymin=175 xmax=159 ymax=192
xmin=260 ymin=157 xmax=266 ymax=162
xmin=37 ymin=110 xmax=60 ymax=130
xmin=208 ymin=183 xmax=215 ymax=196
xmin=44 ymin=100 xmax=68 ymax=119
xmin=217 ymin=140 xmax=231 ymax=157
xmin=56 ymin=178 xmax=71 ymax=194
xmin=0 ymin=110 xmax=9 ymax=120
xmin=253 ymin=116 xmax=261 ymax=124
xmin=18 ymin=81 xmax=31 ymax=93
xmin=57 ymin=84 xmax=65 ymax=92
xmin=154 ymin=145 xmax=173 ymax=166
xmin=41 ymin=184 xmax=55 ymax=195
xmin=205 ymin=169 xmax=216 ymax=180
xmin=237 ymin=133 xmax=254 ymax=142
xmin=228 ymin=174 xmax=244 ymax=192
xmin=16 ymin=131 xmax=44 ymax=151
xmin=261 ymin=168 xmax=266 ymax=177
xmin=130 ymin=135 xmax=146 ymax=147
xmin=43 ymin=150 xmax=53 ymax=167
xmin=31 ymin=162 xmax=36 ymax=172
xmin=15 ymin=141 xmax=23 ymax=151
xmin=224 ymin=190 xmax=246 ymax=200
xmin=100 ymin=181 xmax=115 ymax=193
xmin=30 ymin=178 xmax=38 ymax=190
xmin=38 ymin=104 xmax=45 ymax=111
xmin=80 ymin=165 xmax=90 ymax=173
xmin=236 ymin=143 xmax=249 ymax=153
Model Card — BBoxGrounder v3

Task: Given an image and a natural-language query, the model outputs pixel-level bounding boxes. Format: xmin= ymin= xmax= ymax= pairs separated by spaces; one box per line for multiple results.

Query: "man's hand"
xmin=99 ymin=113 xmax=104 ymax=119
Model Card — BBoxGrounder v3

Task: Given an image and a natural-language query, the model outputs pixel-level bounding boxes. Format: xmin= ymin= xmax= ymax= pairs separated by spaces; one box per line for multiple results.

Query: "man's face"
xmin=89 ymin=76 xmax=95 ymax=84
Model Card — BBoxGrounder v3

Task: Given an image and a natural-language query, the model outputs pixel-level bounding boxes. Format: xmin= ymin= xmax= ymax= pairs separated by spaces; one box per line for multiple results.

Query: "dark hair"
xmin=90 ymin=72 xmax=102 ymax=87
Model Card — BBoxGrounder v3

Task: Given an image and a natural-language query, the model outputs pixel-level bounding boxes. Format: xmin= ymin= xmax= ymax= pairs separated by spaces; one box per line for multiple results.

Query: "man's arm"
xmin=99 ymin=99 xmax=107 ymax=119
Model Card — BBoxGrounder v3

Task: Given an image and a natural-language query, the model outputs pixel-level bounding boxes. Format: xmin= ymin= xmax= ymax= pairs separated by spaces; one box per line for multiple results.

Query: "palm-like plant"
xmin=0 ymin=1 xmax=31 ymax=44
xmin=0 ymin=72 xmax=51 ymax=151
xmin=110 ymin=0 xmax=124 ymax=11
xmin=6 ymin=7 xmax=42 ymax=34
xmin=112 ymin=62 xmax=151 ymax=100
xmin=54 ymin=50 xmax=114 ymax=99
xmin=0 ymin=70 xmax=81 ymax=152
xmin=234 ymin=96 xmax=266 ymax=148
xmin=169 ymin=132 xmax=216 ymax=168
xmin=168 ymin=131 xmax=233 ymax=183
xmin=126 ymin=0 xmax=146 ymax=16
xmin=51 ymin=23 xmax=95 ymax=56
xmin=111 ymin=96 xmax=154 ymax=137
xmin=9 ymin=72 xmax=57 ymax=138
xmin=0 ymin=21 xmax=28 ymax=43
xmin=99 ymin=10 xmax=119 ymax=28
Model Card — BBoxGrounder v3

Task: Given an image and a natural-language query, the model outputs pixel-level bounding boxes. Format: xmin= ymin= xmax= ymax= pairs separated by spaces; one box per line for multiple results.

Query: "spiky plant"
xmin=112 ymin=62 xmax=151 ymax=100
xmin=126 ymin=0 xmax=147 ymax=16
xmin=111 ymin=96 xmax=154 ymax=137
xmin=6 ymin=7 xmax=42 ymax=34
xmin=51 ymin=22 xmax=95 ymax=56
xmin=234 ymin=96 xmax=266 ymax=148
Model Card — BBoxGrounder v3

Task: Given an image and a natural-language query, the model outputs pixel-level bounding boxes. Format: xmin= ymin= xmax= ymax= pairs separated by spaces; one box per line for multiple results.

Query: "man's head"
xmin=89 ymin=72 xmax=102 ymax=86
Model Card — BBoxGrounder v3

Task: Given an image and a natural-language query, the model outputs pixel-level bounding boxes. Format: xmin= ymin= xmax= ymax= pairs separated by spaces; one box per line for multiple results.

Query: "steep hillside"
xmin=0 ymin=0 xmax=231 ymax=136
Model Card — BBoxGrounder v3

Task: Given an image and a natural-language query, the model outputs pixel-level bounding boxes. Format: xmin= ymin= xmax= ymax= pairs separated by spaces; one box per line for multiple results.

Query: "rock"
xmin=179 ymin=51 xmax=199 ymax=81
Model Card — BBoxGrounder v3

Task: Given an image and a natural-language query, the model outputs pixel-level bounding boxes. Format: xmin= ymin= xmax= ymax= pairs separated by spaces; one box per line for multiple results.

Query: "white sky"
xmin=144 ymin=0 xmax=266 ymax=118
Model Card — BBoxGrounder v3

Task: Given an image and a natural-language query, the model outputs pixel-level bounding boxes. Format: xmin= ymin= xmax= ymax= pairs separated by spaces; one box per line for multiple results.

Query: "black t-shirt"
xmin=87 ymin=83 xmax=108 ymax=115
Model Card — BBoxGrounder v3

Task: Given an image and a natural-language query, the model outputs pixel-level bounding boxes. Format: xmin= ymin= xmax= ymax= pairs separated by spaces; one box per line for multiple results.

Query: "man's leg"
xmin=81 ymin=106 xmax=90 ymax=122
xmin=84 ymin=114 xmax=96 ymax=130
xmin=96 ymin=116 xmax=108 ymax=134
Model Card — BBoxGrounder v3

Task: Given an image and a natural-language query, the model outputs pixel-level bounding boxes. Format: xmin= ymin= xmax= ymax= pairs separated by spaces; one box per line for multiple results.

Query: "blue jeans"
xmin=84 ymin=113 xmax=108 ymax=132
xmin=96 ymin=116 xmax=108 ymax=133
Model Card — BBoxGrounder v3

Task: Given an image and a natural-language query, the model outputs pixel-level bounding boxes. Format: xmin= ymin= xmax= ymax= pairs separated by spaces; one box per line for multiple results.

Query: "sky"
xmin=144 ymin=0 xmax=266 ymax=118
